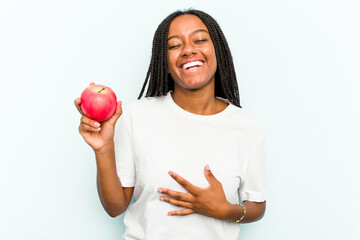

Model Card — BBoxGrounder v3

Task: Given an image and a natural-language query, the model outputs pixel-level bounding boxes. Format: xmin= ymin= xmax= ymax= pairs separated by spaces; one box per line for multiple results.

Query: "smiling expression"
xmin=167 ymin=14 xmax=217 ymax=92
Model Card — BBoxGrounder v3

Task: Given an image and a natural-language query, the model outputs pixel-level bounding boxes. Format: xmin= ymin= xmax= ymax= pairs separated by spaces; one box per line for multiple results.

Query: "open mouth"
xmin=180 ymin=60 xmax=204 ymax=70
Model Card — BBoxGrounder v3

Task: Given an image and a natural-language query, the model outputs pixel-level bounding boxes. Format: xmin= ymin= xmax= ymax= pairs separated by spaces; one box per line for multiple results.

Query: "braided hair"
xmin=138 ymin=9 xmax=241 ymax=108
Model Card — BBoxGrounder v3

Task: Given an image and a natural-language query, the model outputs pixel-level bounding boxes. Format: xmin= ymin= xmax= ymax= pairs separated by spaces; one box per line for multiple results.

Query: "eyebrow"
xmin=167 ymin=29 xmax=209 ymax=41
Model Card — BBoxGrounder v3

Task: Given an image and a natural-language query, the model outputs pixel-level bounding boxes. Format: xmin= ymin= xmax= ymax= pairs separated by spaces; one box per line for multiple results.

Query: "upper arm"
xmin=123 ymin=187 xmax=135 ymax=208
xmin=240 ymin=132 xmax=266 ymax=202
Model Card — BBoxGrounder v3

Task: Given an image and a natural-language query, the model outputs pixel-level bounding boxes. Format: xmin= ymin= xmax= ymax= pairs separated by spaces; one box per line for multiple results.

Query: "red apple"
xmin=80 ymin=84 xmax=117 ymax=121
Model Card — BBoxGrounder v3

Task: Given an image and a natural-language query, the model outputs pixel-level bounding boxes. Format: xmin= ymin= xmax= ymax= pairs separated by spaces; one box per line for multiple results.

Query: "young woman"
xmin=75 ymin=9 xmax=266 ymax=240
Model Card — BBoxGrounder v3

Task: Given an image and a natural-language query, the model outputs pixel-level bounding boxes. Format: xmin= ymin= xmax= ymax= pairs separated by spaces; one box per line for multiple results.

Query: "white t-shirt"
xmin=114 ymin=92 xmax=265 ymax=240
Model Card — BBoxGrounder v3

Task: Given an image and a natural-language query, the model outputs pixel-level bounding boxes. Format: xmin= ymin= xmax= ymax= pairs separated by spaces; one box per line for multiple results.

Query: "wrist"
xmin=94 ymin=142 xmax=117 ymax=171
xmin=94 ymin=142 xmax=114 ymax=155
xmin=220 ymin=201 xmax=234 ymax=221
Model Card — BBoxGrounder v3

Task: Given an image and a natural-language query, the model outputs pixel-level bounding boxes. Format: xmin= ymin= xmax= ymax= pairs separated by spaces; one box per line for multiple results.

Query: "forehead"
xmin=168 ymin=14 xmax=209 ymax=36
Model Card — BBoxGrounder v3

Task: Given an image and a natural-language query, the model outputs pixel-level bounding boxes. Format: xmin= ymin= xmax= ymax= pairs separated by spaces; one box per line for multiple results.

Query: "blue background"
xmin=1 ymin=0 xmax=359 ymax=239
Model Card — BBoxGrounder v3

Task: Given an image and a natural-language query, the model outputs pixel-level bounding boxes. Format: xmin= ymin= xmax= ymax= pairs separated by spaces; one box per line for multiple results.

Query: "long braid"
xmin=138 ymin=9 xmax=241 ymax=108
xmin=199 ymin=12 xmax=240 ymax=106
xmin=139 ymin=27 xmax=157 ymax=98
xmin=159 ymin=24 xmax=167 ymax=96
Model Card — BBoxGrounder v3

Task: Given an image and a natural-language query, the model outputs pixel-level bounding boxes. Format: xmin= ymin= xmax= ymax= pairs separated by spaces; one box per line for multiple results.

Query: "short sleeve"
xmin=240 ymin=132 xmax=266 ymax=202
xmin=114 ymin=109 xmax=136 ymax=187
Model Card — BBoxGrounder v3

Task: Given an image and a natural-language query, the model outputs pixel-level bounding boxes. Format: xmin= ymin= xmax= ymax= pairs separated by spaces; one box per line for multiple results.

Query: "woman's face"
xmin=167 ymin=14 xmax=217 ymax=92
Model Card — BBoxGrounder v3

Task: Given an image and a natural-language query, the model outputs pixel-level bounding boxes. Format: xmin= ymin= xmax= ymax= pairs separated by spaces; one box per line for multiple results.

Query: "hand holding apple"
xmin=75 ymin=83 xmax=122 ymax=152
xmin=80 ymin=84 xmax=117 ymax=121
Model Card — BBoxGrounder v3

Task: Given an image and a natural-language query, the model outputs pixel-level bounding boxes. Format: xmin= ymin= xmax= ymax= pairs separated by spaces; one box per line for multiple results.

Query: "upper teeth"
xmin=182 ymin=61 xmax=203 ymax=70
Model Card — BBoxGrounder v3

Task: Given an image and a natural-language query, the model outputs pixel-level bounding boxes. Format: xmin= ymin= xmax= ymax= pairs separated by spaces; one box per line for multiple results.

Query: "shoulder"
xmin=233 ymin=107 xmax=263 ymax=127
xmin=116 ymin=96 xmax=166 ymax=128
xmin=121 ymin=95 xmax=168 ymax=116
xmin=228 ymin=105 xmax=265 ymax=138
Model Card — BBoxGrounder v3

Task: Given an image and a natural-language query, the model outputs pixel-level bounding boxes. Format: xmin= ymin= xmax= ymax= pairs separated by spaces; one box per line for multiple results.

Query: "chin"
xmin=172 ymin=74 xmax=215 ymax=92
xmin=179 ymin=83 xmax=206 ymax=91
xmin=183 ymin=79 xmax=213 ymax=91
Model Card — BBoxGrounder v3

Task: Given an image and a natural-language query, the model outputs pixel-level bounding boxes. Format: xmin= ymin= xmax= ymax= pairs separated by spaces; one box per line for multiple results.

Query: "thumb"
xmin=204 ymin=164 xmax=218 ymax=186
xmin=107 ymin=101 xmax=123 ymax=125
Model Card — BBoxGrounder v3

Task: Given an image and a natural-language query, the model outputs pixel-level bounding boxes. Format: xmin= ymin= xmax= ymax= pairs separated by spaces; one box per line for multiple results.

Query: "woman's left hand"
xmin=158 ymin=165 xmax=232 ymax=220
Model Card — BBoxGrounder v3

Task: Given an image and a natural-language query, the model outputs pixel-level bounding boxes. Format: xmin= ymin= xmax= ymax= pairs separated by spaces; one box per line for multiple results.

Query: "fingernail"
xmin=206 ymin=164 xmax=210 ymax=171
xmin=94 ymin=122 xmax=100 ymax=127
xmin=160 ymin=197 xmax=165 ymax=201
xmin=168 ymin=171 xmax=173 ymax=177
xmin=96 ymin=128 xmax=101 ymax=131
xmin=168 ymin=212 xmax=172 ymax=216
xmin=158 ymin=188 xmax=163 ymax=193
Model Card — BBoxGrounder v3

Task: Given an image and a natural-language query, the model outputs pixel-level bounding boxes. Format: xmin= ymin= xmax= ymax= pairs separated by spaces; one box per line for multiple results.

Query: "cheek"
xmin=203 ymin=44 xmax=217 ymax=68
xmin=167 ymin=53 xmax=177 ymax=74
xmin=212 ymin=54 xmax=217 ymax=69
xmin=209 ymin=50 xmax=217 ymax=73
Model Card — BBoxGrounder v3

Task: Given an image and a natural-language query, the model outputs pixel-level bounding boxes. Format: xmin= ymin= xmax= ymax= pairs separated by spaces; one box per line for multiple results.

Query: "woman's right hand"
xmin=74 ymin=84 xmax=123 ymax=152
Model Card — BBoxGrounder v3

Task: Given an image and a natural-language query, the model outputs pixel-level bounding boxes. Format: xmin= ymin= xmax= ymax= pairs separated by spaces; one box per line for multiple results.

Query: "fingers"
xmin=204 ymin=165 xmax=222 ymax=190
xmin=79 ymin=115 xmax=101 ymax=132
xmin=75 ymin=82 xmax=95 ymax=115
xmin=74 ymin=98 xmax=85 ymax=115
xmin=204 ymin=164 xmax=216 ymax=185
xmin=158 ymin=186 xmax=194 ymax=216
xmin=79 ymin=123 xmax=101 ymax=133
xmin=168 ymin=208 xmax=194 ymax=216
xmin=168 ymin=171 xmax=198 ymax=194
xmin=158 ymin=188 xmax=192 ymax=202
xmin=159 ymin=195 xmax=192 ymax=209
xmin=107 ymin=101 xmax=123 ymax=125
xmin=75 ymin=98 xmax=101 ymax=132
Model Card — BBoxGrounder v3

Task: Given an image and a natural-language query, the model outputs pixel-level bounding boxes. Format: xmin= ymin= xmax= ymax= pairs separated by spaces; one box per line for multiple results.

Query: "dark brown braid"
xmin=138 ymin=9 xmax=241 ymax=107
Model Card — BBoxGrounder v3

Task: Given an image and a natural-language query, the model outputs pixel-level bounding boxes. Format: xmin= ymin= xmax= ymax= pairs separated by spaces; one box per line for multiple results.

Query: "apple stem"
xmin=98 ymin=88 xmax=105 ymax=93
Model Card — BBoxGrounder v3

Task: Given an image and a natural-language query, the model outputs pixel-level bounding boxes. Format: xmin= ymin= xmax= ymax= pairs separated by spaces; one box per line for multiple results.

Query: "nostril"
xmin=182 ymin=50 xmax=197 ymax=57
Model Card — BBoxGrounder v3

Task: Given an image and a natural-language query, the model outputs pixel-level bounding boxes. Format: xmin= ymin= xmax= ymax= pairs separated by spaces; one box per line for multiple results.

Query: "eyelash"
xmin=168 ymin=39 xmax=208 ymax=50
xmin=195 ymin=39 xmax=207 ymax=43
xmin=168 ymin=45 xmax=179 ymax=50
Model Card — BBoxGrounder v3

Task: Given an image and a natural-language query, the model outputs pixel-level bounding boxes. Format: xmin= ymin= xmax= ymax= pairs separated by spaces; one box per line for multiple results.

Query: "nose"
xmin=182 ymin=42 xmax=197 ymax=57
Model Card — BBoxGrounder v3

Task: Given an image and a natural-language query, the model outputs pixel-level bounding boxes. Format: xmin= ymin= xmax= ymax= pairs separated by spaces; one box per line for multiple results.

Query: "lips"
xmin=180 ymin=60 xmax=204 ymax=70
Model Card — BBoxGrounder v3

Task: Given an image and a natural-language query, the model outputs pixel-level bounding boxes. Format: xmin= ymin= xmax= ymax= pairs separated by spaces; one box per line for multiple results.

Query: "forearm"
xmin=95 ymin=144 xmax=127 ymax=217
xmin=224 ymin=201 xmax=266 ymax=223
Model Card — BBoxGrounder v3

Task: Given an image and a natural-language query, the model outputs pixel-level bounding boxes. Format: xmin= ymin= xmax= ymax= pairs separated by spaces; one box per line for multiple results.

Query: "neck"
xmin=171 ymin=81 xmax=228 ymax=115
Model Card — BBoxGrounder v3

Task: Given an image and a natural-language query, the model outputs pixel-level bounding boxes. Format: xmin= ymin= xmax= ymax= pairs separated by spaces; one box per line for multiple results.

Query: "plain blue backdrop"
xmin=1 ymin=0 xmax=359 ymax=239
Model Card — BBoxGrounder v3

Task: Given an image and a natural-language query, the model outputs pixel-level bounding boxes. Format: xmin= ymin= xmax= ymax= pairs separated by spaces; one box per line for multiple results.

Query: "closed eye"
xmin=195 ymin=39 xmax=208 ymax=43
xmin=168 ymin=45 xmax=180 ymax=50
